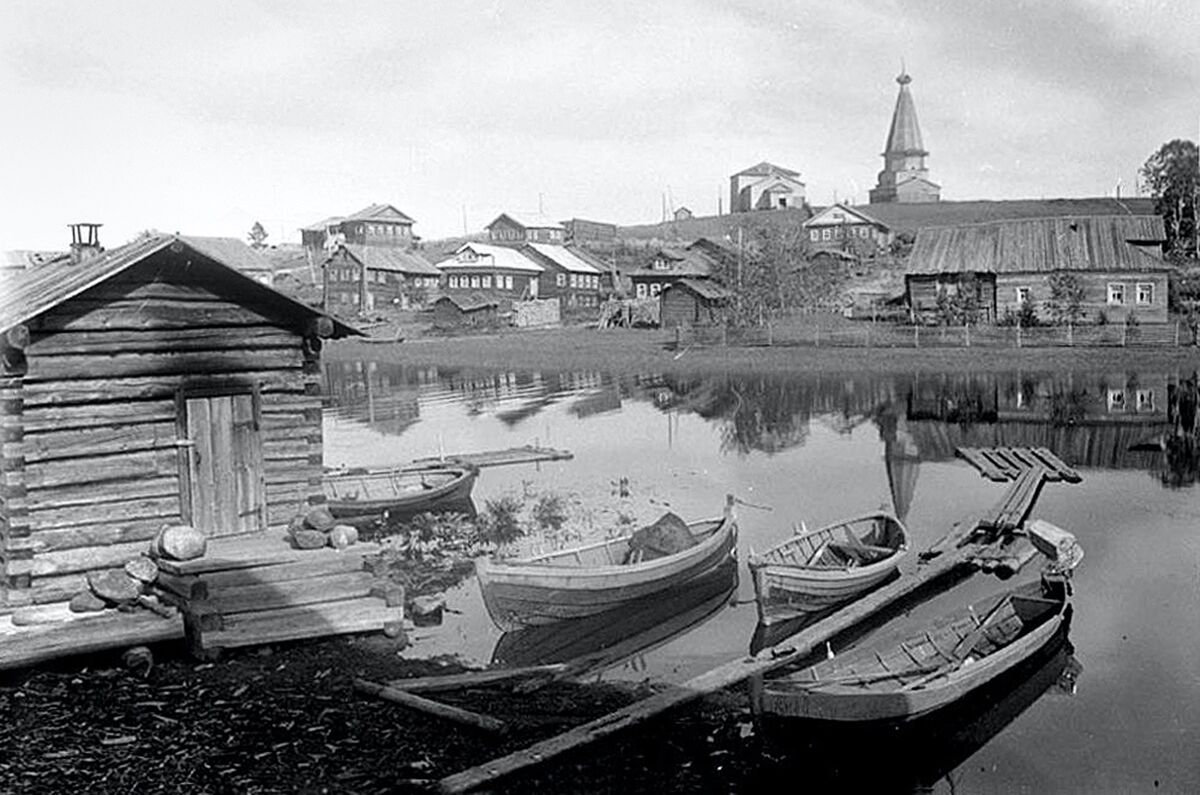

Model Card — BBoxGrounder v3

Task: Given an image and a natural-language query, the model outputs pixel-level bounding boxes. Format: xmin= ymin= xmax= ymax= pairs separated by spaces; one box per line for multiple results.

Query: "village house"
xmin=485 ymin=213 xmax=566 ymax=245
xmin=0 ymin=225 xmax=359 ymax=661
xmin=628 ymin=247 xmax=720 ymax=299
xmin=434 ymin=242 xmax=543 ymax=305
xmin=521 ymin=243 xmax=603 ymax=309
xmin=431 ymin=294 xmax=500 ymax=331
xmin=300 ymin=204 xmax=417 ymax=256
xmin=905 ymin=215 xmax=1170 ymax=324
xmin=729 ymin=162 xmax=807 ymax=213
xmin=803 ymin=204 xmax=894 ymax=254
xmin=323 ymin=243 xmax=441 ymax=311
xmin=673 ymin=207 xmax=694 ymax=222
xmin=659 ymin=278 xmax=733 ymax=329
xmin=562 ymin=218 xmax=617 ymax=250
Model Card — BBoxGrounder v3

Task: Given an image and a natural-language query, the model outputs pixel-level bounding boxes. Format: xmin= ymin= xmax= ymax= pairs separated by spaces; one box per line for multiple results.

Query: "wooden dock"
xmin=407 ymin=445 xmax=573 ymax=470
xmin=435 ymin=446 xmax=1079 ymax=793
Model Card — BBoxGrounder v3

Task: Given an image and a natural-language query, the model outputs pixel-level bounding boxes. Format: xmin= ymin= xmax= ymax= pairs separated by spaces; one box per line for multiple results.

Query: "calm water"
xmin=323 ymin=356 xmax=1200 ymax=793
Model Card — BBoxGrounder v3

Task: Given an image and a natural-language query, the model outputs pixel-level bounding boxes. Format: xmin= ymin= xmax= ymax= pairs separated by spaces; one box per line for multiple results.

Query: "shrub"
xmin=532 ymin=493 xmax=569 ymax=532
xmin=478 ymin=495 xmax=525 ymax=545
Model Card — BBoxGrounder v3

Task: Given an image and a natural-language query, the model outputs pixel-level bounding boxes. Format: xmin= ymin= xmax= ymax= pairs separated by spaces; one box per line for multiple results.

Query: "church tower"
xmin=869 ymin=70 xmax=940 ymax=204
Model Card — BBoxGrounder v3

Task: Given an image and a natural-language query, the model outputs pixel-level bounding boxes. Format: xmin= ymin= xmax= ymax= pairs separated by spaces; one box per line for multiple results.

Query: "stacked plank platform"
xmin=152 ymin=533 xmax=403 ymax=659
xmin=0 ymin=602 xmax=183 ymax=671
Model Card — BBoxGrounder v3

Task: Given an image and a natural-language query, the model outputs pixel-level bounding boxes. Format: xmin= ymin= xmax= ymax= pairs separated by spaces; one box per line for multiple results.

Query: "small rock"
xmin=303 ymin=506 xmax=336 ymax=533
xmin=69 ymin=591 xmax=108 ymax=613
xmin=410 ymin=595 xmax=445 ymax=627
xmin=328 ymin=524 xmax=359 ymax=549
xmin=124 ymin=555 xmax=159 ymax=583
xmin=154 ymin=525 xmax=207 ymax=561
xmin=88 ymin=568 xmax=143 ymax=605
xmin=291 ymin=529 xmax=328 ymax=550
xmin=287 ymin=514 xmax=307 ymax=537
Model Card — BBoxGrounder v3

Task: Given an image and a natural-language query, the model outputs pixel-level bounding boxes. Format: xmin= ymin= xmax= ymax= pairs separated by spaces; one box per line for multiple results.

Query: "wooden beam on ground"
xmin=354 ymin=679 xmax=508 ymax=734
xmin=436 ymin=524 xmax=981 ymax=794
xmin=385 ymin=664 xmax=573 ymax=694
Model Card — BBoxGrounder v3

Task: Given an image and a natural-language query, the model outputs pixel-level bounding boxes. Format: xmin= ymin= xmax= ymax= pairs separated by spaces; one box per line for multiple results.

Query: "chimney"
xmin=69 ymin=222 xmax=103 ymax=264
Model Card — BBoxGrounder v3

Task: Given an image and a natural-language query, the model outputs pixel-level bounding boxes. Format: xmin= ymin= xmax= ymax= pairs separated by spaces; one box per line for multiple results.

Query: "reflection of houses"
xmin=323 ymin=360 xmax=425 ymax=437
xmin=730 ymin=162 xmax=806 ymax=212
xmin=323 ymin=243 xmax=441 ymax=311
xmin=660 ymin=279 xmax=732 ymax=329
xmin=431 ymin=294 xmax=499 ymax=331
xmin=907 ymin=215 xmax=1169 ymax=324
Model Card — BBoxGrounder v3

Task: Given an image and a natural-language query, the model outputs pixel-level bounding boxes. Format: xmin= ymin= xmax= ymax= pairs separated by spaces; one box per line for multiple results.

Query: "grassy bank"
xmin=332 ymin=325 xmax=1200 ymax=375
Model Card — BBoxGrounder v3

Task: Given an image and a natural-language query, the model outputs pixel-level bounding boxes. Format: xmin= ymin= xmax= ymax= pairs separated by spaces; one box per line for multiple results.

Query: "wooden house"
xmin=906 ymin=215 xmax=1169 ymax=324
xmin=660 ymin=278 xmax=732 ymax=328
xmin=324 ymin=243 xmax=441 ymax=311
xmin=485 ymin=213 xmax=565 ymax=245
xmin=562 ymin=218 xmax=617 ymax=249
xmin=434 ymin=243 xmax=543 ymax=308
xmin=431 ymin=294 xmax=500 ymax=330
xmin=521 ymin=243 xmax=602 ymax=309
xmin=629 ymin=247 xmax=718 ymax=299
xmin=0 ymin=227 xmax=358 ymax=658
xmin=803 ymin=203 xmax=893 ymax=254
xmin=301 ymin=204 xmax=416 ymax=255
xmin=729 ymin=162 xmax=806 ymax=213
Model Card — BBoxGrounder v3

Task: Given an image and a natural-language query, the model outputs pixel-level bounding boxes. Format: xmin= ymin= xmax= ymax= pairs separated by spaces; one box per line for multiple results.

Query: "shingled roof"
xmin=845 ymin=197 xmax=1159 ymax=235
xmin=907 ymin=215 xmax=1168 ymax=276
xmin=336 ymin=244 xmax=441 ymax=276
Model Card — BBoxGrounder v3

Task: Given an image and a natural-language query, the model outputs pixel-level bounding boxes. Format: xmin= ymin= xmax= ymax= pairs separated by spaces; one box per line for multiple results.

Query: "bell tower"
xmin=869 ymin=70 xmax=940 ymax=204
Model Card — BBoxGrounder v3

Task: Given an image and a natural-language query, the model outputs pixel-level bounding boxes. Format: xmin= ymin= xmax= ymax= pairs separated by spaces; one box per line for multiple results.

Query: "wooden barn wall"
xmin=995 ymin=270 xmax=1169 ymax=324
xmin=5 ymin=261 xmax=325 ymax=609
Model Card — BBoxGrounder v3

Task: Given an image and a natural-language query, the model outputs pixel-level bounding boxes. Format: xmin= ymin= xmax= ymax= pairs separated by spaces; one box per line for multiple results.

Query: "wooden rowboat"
xmin=748 ymin=512 xmax=909 ymax=626
xmin=475 ymin=497 xmax=738 ymax=631
xmin=322 ymin=465 xmax=477 ymax=522
xmin=759 ymin=576 xmax=1071 ymax=723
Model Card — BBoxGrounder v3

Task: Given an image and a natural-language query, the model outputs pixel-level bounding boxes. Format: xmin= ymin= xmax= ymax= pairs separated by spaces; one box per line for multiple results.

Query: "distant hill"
xmin=618 ymin=206 xmax=813 ymax=245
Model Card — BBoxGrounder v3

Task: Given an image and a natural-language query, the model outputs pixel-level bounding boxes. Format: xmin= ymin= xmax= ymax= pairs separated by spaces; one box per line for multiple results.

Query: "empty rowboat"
xmin=322 ymin=465 xmax=477 ymax=522
xmin=759 ymin=576 xmax=1072 ymax=723
xmin=748 ymin=512 xmax=909 ymax=626
xmin=476 ymin=496 xmax=738 ymax=631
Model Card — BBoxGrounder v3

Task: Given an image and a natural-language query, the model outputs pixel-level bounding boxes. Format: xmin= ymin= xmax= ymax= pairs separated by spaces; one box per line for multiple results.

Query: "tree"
xmin=248 ymin=221 xmax=269 ymax=249
xmin=1140 ymin=139 xmax=1198 ymax=260
xmin=1045 ymin=271 xmax=1086 ymax=325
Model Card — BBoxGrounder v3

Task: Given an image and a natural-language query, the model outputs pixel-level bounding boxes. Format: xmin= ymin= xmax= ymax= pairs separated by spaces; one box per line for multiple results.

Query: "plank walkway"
xmin=406 ymin=445 xmax=573 ymax=470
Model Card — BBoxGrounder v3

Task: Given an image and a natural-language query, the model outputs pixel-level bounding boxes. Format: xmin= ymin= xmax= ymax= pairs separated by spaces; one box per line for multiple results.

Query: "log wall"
xmin=4 ymin=257 xmax=328 ymax=610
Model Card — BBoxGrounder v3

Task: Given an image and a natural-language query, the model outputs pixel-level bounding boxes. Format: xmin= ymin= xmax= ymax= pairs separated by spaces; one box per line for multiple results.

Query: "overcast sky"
xmin=2 ymin=0 xmax=1197 ymax=250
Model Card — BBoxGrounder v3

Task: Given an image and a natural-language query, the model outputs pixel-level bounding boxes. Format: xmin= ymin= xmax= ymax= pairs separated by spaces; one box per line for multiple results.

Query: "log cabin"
xmin=0 ymin=226 xmax=359 ymax=624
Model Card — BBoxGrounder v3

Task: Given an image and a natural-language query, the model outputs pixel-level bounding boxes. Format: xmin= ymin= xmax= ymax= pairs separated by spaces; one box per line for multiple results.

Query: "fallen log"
xmin=385 ymin=663 xmax=572 ymax=694
xmin=353 ymin=679 xmax=507 ymax=734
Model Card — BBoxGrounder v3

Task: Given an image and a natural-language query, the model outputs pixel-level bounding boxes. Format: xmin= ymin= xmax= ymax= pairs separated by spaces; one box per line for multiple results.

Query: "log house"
xmin=0 ymin=229 xmax=359 ymax=614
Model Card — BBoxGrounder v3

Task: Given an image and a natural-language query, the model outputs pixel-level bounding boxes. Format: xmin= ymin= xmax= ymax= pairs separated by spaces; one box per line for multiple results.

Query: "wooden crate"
xmin=152 ymin=532 xmax=404 ymax=658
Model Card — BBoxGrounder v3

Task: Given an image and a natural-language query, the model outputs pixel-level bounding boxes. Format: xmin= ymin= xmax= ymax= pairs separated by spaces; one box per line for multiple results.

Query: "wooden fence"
xmin=678 ymin=320 xmax=1194 ymax=349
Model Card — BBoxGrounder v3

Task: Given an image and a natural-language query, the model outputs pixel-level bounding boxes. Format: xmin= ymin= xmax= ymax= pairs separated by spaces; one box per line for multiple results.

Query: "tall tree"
xmin=248 ymin=221 xmax=269 ymax=249
xmin=1140 ymin=139 xmax=1199 ymax=260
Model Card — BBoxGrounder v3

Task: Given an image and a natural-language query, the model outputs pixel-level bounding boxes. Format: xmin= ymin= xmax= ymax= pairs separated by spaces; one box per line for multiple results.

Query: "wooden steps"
xmin=152 ymin=532 xmax=403 ymax=658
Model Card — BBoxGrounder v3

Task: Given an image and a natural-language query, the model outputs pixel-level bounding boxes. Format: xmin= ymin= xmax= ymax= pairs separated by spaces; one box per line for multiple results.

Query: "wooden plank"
xmin=195 ymin=571 xmax=376 ymax=614
xmin=37 ymin=299 xmax=283 ymax=333
xmin=23 ymin=421 xmax=180 ymax=464
xmin=955 ymin=448 xmax=1008 ymax=482
xmin=21 ymin=371 xmax=306 ymax=407
xmin=22 ymin=449 xmax=178 ymax=490
xmin=210 ymin=396 xmax=238 ymax=536
xmin=23 ymin=399 xmax=176 ymax=433
xmin=986 ymin=449 xmax=1023 ymax=477
xmin=26 ymin=349 xmax=304 ymax=382
xmin=1031 ymin=447 xmax=1082 ymax=483
xmin=12 ymin=539 xmax=150 ymax=577
xmin=155 ymin=532 xmax=383 ymax=576
xmin=28 ymin=495 xmax=180 ymax=534
xmin=187 ymin=397 xmax=216 ymax=536
xmin=25 ymin=475 xmax=179 ymax=512
xmin=29 ymin=327 xmax=299 ymax=356
xmin=437 ymin=529 xmax=982 ymax=793
xmin=200 ymin=597 xmax=400 ymax=649
xmin=384 ymin=664 xmax=573 ymax=693
xmin=977 ymin=449 xmax=1018 ymax=480
xmin=407 ymin=445 xmax=574 ymax=471
xmin=198 ymin=553 xmax=367 ymax=591
xmin=354 ymin=679 xmax=507 ymax=734
xmin=20 ymin=515 xmax=172 ymax=554
xmin=0 ymin=610 xmax=183 ymax=671
xmin=233 ymin=393 xmax=264 ymax=533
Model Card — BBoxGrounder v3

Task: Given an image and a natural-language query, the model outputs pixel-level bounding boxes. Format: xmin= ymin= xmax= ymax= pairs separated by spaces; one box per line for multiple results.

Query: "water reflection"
xmin=757 ymin=628 xmax=1081 ymax=792
xmin=491 ymin=558 xmax=738 ymax=676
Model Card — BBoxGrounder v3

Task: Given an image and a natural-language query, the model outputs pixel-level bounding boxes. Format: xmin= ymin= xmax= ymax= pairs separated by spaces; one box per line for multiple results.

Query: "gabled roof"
xmin=334 ymin=244 xmax=441 ymax=276
xmin=525 ymin=243 xmax=600 ymax=274
xmin=907 ymin=216 xmax=1168 ymax=276
xmin=486 ymin=212 xmax=565 ymax=231
xmin=665 ymin=278 xmax=733 ymax=300
xmin=343 ymin=203 xmax=415 ymax=224
xmin=301 ymin=215 xmax=344 ymax=232
xmin=831 ymin=197 xmax=1160 ymax=235
xmin=0 ymin=234 xmax=360 ymax=337
xmin=804 ymin=203 xmax=888 ymax=228
xmin=733 ymin=161 xmax=800 ymax=178
xmin=687 ymin=237 xmax=739 ymax=267
xmin=629 ymin=248 xmax=715 ymax=278
xmin=182 ymin=236 xmax=273 ymax=274
xmin=750 ymin=172 xmax=806 ymax=192
xmin=434 ymin=243 xmax=544 ymax=273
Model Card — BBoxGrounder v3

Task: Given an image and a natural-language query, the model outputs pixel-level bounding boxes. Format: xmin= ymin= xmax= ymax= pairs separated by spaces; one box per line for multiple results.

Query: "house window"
xmin=1015 ymin=286 xmax=1031 ymax=304
xmin=809 ymin=229 xmax=819 ymax=242
xmin=1136 ymin=282 xmax=1154 ymax=305
xmin=1107 ymin=389 xmax=1126 ymax=412
xmin=1107 ymin=283 xmax=1126 ymax=305
xmin=557 ymin=273 xmax=565 ymax=287
xmin=650 ymin=283 xmax=663 ymax=297
xmin=636 ymin=283 xmax=647 ymax=298
xmin=470 ymin=276 xmax=480 ymax=288
xmin=821 ymin=229 xmax=831 ymax=241
xmin=482 ymin=275 xmax=492 ymax=288
xmin=570 ymin=274 xmax=578 ymax=288
xmin=1136 ymin=389 xmax=1154 ymax=412
xmin=857 ymin=226 xmax=868 ymax=238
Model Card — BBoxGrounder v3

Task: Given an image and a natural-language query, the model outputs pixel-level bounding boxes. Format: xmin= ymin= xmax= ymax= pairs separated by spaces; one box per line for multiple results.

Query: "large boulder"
xmin=88 ymin=568 xmax=144 ymax=605
xmin=153 ymin=525 xmax=207 ymax=561
xmin=302 ymin=506 xmax=336 ymax=533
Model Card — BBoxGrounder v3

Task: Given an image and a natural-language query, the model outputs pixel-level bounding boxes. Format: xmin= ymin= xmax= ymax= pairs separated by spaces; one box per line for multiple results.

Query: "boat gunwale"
xmin=748 ymin=511 xmax=909 ymax=572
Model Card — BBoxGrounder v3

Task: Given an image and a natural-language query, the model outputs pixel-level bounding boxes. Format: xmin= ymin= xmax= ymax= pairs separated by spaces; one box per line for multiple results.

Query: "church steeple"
xmin=869 ymin=69 xmax=940 ymax=204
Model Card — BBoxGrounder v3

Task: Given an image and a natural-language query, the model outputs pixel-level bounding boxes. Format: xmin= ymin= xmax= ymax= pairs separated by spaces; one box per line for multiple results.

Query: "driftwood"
xmin=354 ymin=679 xmax=507 ymax=734
xmin=384 ymin=664 xmax=573 ymax=694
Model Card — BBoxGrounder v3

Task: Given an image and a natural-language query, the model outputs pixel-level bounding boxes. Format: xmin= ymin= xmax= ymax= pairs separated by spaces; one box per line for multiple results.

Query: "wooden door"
xmin=182 ymin=391 xmax=265 ymax=536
